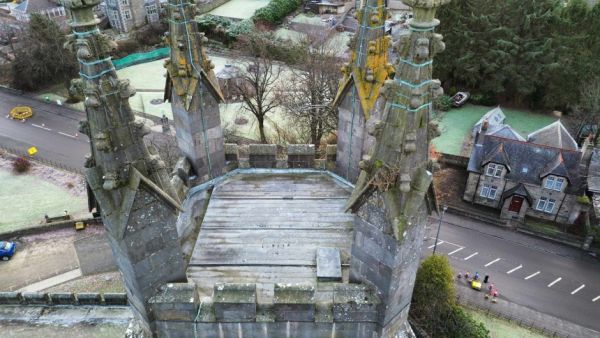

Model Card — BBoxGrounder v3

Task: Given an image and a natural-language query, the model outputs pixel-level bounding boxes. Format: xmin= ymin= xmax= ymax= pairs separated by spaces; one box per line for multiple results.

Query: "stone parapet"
xmin=149 ymin=283 xmax=199 ymax=321
xmin=333 ymin=284 xmax=380 ymax=322
xmin=248 ymin=144 xmax=278 ymax=168
xmin=0 ymin=292 xmax=128 ymax=306
xmin=287 ymin=144 xmax=315 ymax=168
xmin=225 ymin=144 xmax=336 ymax=170
xmin=213 ymin=283 xmax=257 ymax=322
xmin=273 ymin=283 xmax=315 ymax=322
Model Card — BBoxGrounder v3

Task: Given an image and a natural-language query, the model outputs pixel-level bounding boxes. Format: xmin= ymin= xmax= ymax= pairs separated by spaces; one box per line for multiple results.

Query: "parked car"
xmin=0 ymin=241 xmax=16 ymax=261
xmin=451 ymin=91 xmax=470 ymax=108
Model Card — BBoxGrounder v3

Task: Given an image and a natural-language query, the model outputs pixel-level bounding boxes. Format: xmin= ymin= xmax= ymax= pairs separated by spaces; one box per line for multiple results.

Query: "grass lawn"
xmin=432 ymin=104 xmax=557 ymax=156
xmin=208 ymin=0 xmax=270 ymax=19
xmin=0 ymin=169 xmax=88 ymax=233
xmin=465 ymin=308 xmax=548 ymax=338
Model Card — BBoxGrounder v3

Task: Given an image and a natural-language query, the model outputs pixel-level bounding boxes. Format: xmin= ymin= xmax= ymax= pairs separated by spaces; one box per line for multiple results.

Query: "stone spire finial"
xmin=164 ymin=0 xmax=226 ymax=181
xmin=332 ymin=0 xmax=394 ymax=119
xmin=64 ymin=1 xmax=187 ymax=335
xmin=344 ymin=1 xmax=450 ymax=336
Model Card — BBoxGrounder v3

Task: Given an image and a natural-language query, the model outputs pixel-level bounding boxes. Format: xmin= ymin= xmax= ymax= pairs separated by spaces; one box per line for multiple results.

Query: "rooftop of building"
xmin=184 ymin=170 xmax=355 ymax=299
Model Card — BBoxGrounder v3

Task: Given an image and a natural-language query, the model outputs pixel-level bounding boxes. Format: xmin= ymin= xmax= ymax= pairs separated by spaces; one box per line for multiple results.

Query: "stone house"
xmin=103 ymin=0 xmax=160 ymax=33
xmin=464 ymin=120 xmax=588 ymax=225
xmin=10 ymin=0 xmax=67 ymax=24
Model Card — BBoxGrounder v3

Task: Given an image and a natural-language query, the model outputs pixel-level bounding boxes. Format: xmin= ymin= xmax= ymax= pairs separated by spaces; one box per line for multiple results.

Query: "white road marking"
xmin=571 ymin=284 xmax=585 ymax=295
xmin=448 ymin=247 xmax=464 ymax=256
xmin=525 ymin=271 xmax=540 ymax=280
xmin=547 ymin=277 xmax=562 ymax=287
xmin=507 ymin=265 xmax=522 ymax=274
xmin=484 ymin=258 xmax=501 ymax=267
xmin=32 ymin=123 xmax=51 ymax=131
xmin=428 ymin=240 xmax=444 ymax=249
xmin=58 ymin=131 xmax=77 ymax=138
xmin=593 ymin=295 xmax=600 ymax=302
xmin=464 ymin=252 xmax=478 ymax=261
xmin=426 ymin=237 xmax=462 ymax=248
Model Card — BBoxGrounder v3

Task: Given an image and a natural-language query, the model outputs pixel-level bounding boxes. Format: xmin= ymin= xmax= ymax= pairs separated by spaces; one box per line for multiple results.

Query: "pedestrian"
xmin=465 ymin=271 xmax=470 ymax=279
xmin=484 ymin=275 xmax=489 ymax=283
xmin=474 ymin=271 xmax=479 ymax=280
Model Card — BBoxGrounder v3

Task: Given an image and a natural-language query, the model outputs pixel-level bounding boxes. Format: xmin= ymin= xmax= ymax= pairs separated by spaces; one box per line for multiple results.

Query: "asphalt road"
xmin=423 ymin=218 xmax=600 ymax=332
xmin=0 ymin=90 xmax=89 ymax=169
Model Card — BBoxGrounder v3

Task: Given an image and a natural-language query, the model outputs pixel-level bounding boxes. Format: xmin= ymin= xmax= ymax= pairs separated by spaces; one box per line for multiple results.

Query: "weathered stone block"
xmin=333 ymin=284 xmax=379 ymax=322
xmin=248 ymin=144 xmax=277 ymax=168
xmin=287 ymin=144 xmax=315 ymax=168
xmin=213 ymin=283 xmax=257 ymax=322
xmin=21 ymin=292 xmax=50 ymax=305
xmin=149 ymin=283 xmax=199 ymax=321
xmin=225 ymin=143 xmax=239 ymax=162
xmin=49 ymin=292 xmax=76 ymax=305
xmin=103 ymin=293 xmax=128 ymax=305
xmin=0 ymin=292 xmax=23 ymax=304
xmin=273 ymin=283 xmax=315 ymax=322
xmin=77 ymin=293 xmax=103 ymax=305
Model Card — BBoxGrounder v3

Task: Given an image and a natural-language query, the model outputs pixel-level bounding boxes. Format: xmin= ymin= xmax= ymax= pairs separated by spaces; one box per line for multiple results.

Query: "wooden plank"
xmin=190 ymin=228 xmax=352 ymax=266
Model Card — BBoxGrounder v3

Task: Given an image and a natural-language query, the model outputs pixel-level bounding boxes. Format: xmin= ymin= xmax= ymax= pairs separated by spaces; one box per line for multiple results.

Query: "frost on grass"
xmin=0 ymin=152 xmax=89 ymax=232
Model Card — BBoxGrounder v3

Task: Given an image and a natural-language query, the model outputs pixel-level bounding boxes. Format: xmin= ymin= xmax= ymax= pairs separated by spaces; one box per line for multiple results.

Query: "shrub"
xmin=471 ymin=93 xmax=497 ymax=106
xmin=434 ymin=94 xmax=453 ymax=112
xmin=12 ymin=156 xmax=31 ymax=174
xmin=253 ymin=0 xmax=302 ymax=25
xmin=410 ymin=255 xmax=489 ymax=338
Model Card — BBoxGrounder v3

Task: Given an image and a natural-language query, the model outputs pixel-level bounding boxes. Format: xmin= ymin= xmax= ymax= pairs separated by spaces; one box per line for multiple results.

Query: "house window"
xmin=536 ymin=197 xmax=556 ymax=213
xmin=146 ymin=4 xmax=157 ymax=15
xmin=544 ymin=176 xmax=565 ymax=191
xmin=479 ymin=184 xmax=498 ymax=199
xmin=486 ymin=163 xmax=503 ymax=177
xmin=124 ymin=9 xmax=132 ymax=20
xmin=121 ymin=0 xmax=129 ymax=5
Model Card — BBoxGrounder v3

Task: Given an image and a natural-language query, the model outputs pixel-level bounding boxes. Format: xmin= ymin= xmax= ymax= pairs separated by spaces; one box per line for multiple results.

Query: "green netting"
xmin=112 ymin=47 xmax=170 ymax=70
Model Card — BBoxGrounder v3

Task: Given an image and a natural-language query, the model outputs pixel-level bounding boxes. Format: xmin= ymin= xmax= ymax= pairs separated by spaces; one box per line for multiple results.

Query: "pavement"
xmin=17 ymin=269 xmax=82 ymax=292
xmin=423 ymin=212 xmax=600 ymax=335
xmin=0 ymin=89 xmax=89 ymax=169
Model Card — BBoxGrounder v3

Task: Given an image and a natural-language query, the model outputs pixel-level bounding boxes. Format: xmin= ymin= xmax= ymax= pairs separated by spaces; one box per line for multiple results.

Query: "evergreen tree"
xmin=11 ymin=14 xmax=77 ymax=91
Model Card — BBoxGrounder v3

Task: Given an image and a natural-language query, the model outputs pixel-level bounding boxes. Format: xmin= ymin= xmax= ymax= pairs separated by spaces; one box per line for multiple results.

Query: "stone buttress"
xmin=164 ymin=0 xmax=226 ymax=181
xmin=63 ymin=0 xmax=187 ymax=335
xmin=344 ymin=0 xmax=448 ymax=336
xmin=332 ymin=0 xmax=394 ymax=183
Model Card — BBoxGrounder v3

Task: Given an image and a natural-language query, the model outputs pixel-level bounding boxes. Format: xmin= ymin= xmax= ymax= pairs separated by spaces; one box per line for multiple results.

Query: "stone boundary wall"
xmin=225 ymin=143 xmax=337 ymax=171
xmin=0 ymin=291 xmax=127 ymax=306
xmin=0 ymin=217 xmax=102 ymax=238
xmin=437 ymin=153 xmax=469 ymax=168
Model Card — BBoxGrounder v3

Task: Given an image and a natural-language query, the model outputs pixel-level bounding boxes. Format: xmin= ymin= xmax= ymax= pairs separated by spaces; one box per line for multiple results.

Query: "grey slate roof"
xmin=540 ymin=153 xmax=571 ymax=181
xmin=468 ymin=134 xmax=583 ymax=194
xmin=527 ymin=120 xmax=578 ymax=151
xmin=481 ymin=142 xmax=511 ymax=171
xmin=487 ymin=124 xmax=526 ymax=141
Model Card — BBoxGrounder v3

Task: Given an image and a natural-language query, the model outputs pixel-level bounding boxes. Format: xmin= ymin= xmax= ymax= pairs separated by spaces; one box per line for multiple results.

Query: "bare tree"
xmin=276 ymin=31 xmax=341 ymax=147
xmin=233 ymin=46 xmax=281 ymax=144
xmin=146 ymin=131 xmax=181 ymax=173
xmin=567 ymin=77 xmax=600 ymax=144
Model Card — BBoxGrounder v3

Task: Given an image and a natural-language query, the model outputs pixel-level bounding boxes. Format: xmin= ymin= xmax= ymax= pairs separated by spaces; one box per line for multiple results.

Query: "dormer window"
xmin=486 ymin=163 xmax=503 ymax=178
xmin=544 ymin=176 xmax=565 ymax=191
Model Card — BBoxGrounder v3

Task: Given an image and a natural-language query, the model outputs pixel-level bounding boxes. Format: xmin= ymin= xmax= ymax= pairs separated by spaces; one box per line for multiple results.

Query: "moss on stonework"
xmin=374 ymin=159 xmax=383 ymax=169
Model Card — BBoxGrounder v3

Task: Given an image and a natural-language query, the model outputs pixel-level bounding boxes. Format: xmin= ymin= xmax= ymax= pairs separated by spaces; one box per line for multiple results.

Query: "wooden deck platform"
xmin=187 ymin=172 xmax=354 ymax=297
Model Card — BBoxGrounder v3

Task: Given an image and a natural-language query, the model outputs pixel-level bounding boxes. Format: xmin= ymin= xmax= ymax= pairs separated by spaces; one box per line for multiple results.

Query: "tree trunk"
xmin=258 ymin=117 xmax=267 ymax=144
